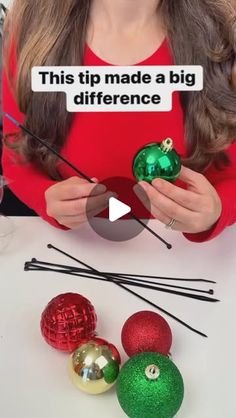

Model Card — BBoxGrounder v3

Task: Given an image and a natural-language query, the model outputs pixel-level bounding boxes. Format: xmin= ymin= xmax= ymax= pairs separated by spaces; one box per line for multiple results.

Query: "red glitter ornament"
xmin=40 ymin=293 xmax=97 ymax=352
xmin=121 ymin=311 xmax=172 ymax=357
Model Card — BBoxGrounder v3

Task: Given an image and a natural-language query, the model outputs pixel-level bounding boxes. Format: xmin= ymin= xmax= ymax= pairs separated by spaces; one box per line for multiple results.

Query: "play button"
xmin=86 ymin=176 xmax=151 ymax=242
xmin=109 ymin=197 xmax=131 ymax=222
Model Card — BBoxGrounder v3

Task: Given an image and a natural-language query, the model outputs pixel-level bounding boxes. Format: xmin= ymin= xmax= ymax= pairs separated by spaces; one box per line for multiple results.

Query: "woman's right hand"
xmin=45 ymin=176 xmax=114 ymax=229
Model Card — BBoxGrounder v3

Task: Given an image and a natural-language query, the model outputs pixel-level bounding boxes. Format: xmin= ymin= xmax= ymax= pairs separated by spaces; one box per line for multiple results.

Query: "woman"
xmin=2 ymin=0 xmax=236 ymax=242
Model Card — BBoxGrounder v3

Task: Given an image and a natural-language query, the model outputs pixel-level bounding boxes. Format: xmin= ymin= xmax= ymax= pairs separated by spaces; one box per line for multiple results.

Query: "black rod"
xmin=26 ymin=262 xmax=208 ymax=336
xmin=112 ymin=272 xmax=216 ymax=284
xmin=4 ymin=112 xmax=172 ymax=250
xmin=46 ymin=244 xmax=208 ymax=337
xmin=4 ymin=113 xmax=92 ymax=182
xmin=28 ymin=259 xmax=214 ymax=295
xmin=130 ymin=213 xmax=172 ymax=249
xmin=25 ymin=262 xmax=218 ymax=302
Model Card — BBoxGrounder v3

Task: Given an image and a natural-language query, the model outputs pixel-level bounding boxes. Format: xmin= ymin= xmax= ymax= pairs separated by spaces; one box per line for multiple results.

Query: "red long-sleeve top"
xmin=2 ymin=39 xmax=236 ymax=242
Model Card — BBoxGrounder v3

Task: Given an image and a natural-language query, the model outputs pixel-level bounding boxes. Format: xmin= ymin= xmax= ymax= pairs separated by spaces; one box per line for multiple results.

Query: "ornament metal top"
xmin=133 ymin=138 xmax=181 ymax=183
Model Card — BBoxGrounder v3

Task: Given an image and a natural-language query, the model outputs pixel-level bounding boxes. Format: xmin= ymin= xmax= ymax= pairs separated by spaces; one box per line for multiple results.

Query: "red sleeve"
xmin=184 ymin=144 xmax=236 ymax=243
xmin=1 ymin=67 xmax=65 ymax=229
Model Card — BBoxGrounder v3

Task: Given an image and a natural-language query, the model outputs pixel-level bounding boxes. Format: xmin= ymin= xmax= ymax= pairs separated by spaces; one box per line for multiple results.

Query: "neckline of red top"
xmin=84 ymin=37 xmax=169 ymax=66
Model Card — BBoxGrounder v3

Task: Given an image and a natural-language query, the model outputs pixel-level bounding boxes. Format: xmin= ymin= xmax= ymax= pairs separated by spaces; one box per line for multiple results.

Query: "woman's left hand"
xmin=134 ymin=166 xmax=222 ymax=234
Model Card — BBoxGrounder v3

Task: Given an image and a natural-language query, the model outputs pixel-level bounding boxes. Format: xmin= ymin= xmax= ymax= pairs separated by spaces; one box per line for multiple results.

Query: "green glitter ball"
xmin=133 ymin=138 xmax=181 ymax=183
xmin=116 ymin=352 xmax=184 ymax=418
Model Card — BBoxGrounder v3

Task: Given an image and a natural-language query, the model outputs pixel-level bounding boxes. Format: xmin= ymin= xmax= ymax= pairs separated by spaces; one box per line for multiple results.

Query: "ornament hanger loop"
xmin=145 ymin=364 xmax=160 ymax=380
xmin=160 ymin=137 xmax=173 ymax=153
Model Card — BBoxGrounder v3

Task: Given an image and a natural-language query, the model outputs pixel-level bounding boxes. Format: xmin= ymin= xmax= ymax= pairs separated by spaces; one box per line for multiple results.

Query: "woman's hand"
xmin=134 ymin=166 xmax=222 ymax=234
xmin=45 ymin=176 xmax=114 ymax=229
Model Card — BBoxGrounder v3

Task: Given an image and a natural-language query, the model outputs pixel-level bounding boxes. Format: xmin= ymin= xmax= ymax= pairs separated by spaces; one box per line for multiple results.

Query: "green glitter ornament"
xmin=116 ymin=352 xmax=184 ymax=418
xmin=133 ymin=138 xmax=181 ymax=183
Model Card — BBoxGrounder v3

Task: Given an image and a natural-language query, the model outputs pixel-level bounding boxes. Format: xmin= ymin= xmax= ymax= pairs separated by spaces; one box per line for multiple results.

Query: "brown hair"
xmin=4 ymin=0 xmax=236 ymax=178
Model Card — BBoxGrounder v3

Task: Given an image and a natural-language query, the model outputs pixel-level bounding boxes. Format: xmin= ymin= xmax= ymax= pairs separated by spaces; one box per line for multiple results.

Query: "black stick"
xmin=113 ymin=274 xmax=214 ymax=293
xmin=111 ymin=272 xmax=216 ymax=284
xmin=4 ymin=113 xmax=92 ymax=182
xmin=26 ymin=261 xmax=209 ymax=335
xmin=4 ymin=113 xmax=172 ymax=250
xmin=25 ymin=261 xmax=218 ymax=302
xmin=46 ymin=244 xmax=208 ymax=337
xmin=33 ymin=258 xmax=213 ymax=284
xmin=28 ymin=259 xmax=214 ymax=295
xmin=130 ymin=213 xmax=172 ymax=249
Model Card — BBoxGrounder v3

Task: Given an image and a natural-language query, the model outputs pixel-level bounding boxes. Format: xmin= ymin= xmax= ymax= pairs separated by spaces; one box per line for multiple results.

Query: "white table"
xmin=1 ymin=217 xmax=236 ymax=418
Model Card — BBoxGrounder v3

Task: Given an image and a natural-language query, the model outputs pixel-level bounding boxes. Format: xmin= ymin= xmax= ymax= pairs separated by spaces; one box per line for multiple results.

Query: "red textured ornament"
xmin=121 ymin=311 xmax=172 ymax=357
xmin=40 ymin=293 xmax=97 ymax=352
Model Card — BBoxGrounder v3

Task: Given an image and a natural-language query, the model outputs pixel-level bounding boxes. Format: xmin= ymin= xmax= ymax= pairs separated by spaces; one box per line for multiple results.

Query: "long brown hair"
xmin=4 ymin=0 xmax=236 ymax=178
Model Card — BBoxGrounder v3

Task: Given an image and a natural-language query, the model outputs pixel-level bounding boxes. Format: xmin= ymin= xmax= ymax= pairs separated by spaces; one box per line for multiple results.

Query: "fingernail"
xmin=133 ymin=184 xmax=144 ymax=195
xmin=92 ymin=177 xmax=99 ymax=183
xmin=96 ymin=184 xmax=107 ymax=193
xmin=134 ymin=183 xmax=149 ymax=202
xmin=138 ymin=181 xmax=149 ymax=190
xmin=104 ymin=192 xmax=116 ymax=203
xmin=152 ymin=178 xmax=162 ymax=188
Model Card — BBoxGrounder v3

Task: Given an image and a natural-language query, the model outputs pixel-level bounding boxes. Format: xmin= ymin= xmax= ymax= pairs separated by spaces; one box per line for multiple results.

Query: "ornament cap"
xmin=145 ymin=364 xmax=160 ymax=380
xmin=160 ymin=138 xmax=173 ymax=153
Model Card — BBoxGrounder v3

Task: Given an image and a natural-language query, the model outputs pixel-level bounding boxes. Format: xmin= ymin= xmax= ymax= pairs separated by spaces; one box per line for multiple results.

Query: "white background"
xmin=1 ymin=217 xmax=236 ymax=418
xmin=2 ymin=1 xmax=11 ymax=7
xmin=2 ymin=0 xmax=11 ymax=7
